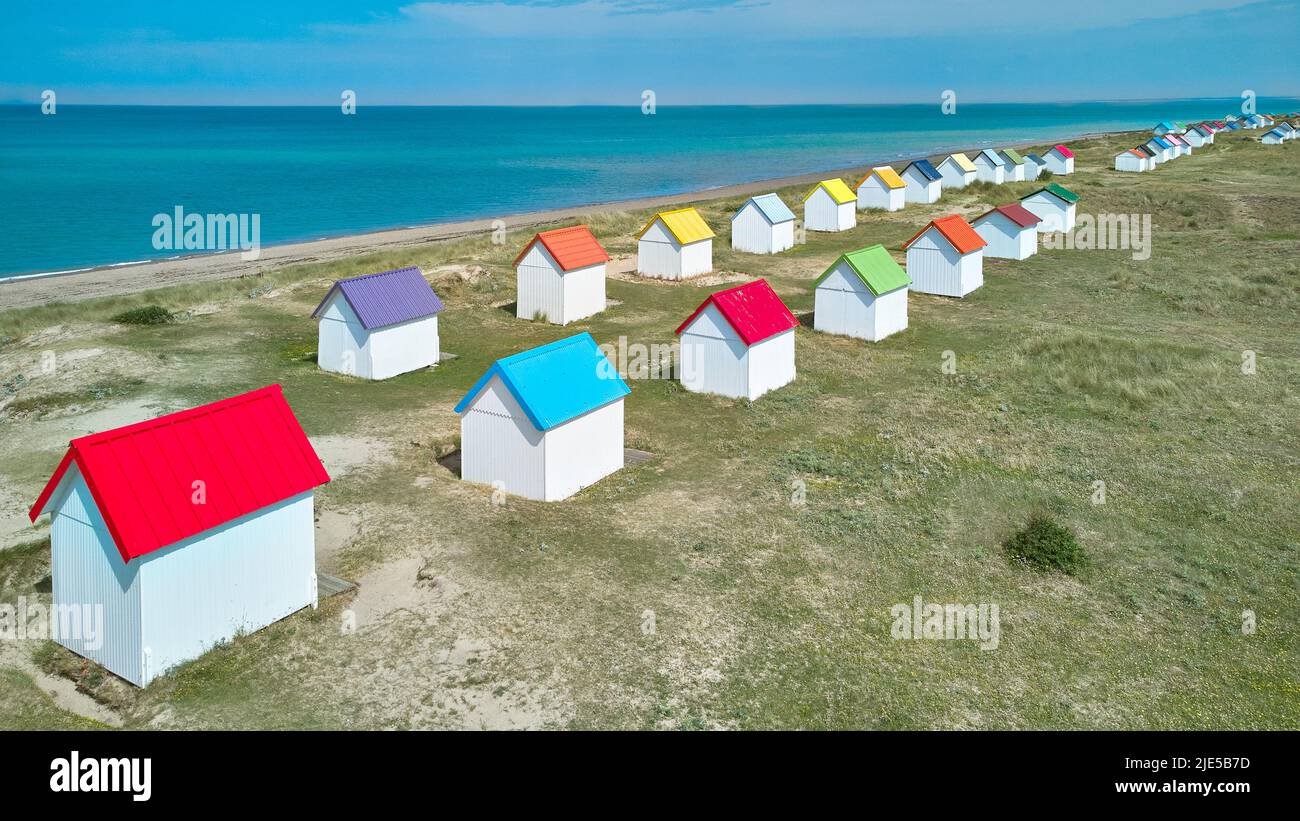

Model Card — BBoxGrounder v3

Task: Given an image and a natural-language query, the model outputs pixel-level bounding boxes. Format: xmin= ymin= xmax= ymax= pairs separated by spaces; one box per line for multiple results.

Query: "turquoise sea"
xmin=1 ymin=98 xmax=1295 ymax=277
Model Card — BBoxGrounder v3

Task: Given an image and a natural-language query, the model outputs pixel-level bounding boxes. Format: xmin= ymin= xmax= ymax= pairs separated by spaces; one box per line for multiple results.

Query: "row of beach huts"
xmin=1118 ymin=114 xmax=1299 ymax=170
xmin=30 ymin=117 xmax=1257 ymax=686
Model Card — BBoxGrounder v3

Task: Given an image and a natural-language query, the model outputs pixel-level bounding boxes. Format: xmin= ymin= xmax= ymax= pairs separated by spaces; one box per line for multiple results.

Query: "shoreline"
xmin=0 ymin=126 xmax=1137 ymax=311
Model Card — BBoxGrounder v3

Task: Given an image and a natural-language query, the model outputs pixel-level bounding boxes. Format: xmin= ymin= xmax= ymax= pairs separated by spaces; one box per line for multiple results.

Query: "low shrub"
xmin=110 ymin=305 xmax=174 ymax=326
xmin=1003 ymin=512 xmax=1088 ymax=575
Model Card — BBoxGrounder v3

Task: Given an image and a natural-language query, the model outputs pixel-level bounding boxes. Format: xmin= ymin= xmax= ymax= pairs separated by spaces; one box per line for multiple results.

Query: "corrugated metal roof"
xmin=29 ymin=385 xmax=330 ymax=563
xmin=979 ymin=149 xmax=1007 ymax=167
xmin=804 ymin=179 xmax=857 ymax=205
xmin=816 ymin=244 xmax=911 ymax=296
xmin=514 ymin=225 xmax=609 ymax=272
xmin=907 ymin=159 xmax=943 ymax=181
xmin=1000 ymin=148 xmax=1025 ymax=165
xmin=1024 ymin=152 xmax=1046 ymax=166
xmin=1027 ymin=183 xmax=1080 ymax=205
xmin=903 ymin=215 xmax=987 ymax=255
xmin=312 ymin=267 xmax=444 ymax=330
xmin=739 ymin=193 xmax=796 ymax=225
xmin=638 ymin=208 xmax=715 ymax=245
xmin=945 ymin=153 xmax=978 ymax=173
xmin=856 ymin=166 xmax=906 ymax=190
xmin=1050 ymin=144 xmax=1075 ymax=159
xmin=974 ymin=203 xmax=1042 ymax=229
xmin=675 ymin=279 xmax=799 ymax=346
xmin=453 ymin=333 xmax=630 ymax=432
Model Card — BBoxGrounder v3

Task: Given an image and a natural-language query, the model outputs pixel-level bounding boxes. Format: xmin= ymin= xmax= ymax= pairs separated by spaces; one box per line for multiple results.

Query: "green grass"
xmin=0 ymin=128 xmax=1297 ymax=729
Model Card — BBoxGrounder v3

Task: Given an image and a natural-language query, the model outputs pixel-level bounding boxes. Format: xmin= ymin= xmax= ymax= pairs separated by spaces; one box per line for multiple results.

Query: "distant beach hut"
xmin=973 ymin=149 xmax=1007 ymax=184
xmin=1114 ymin=149 xmax=1147 ymax=173
xmin=937 ymin=153 xmax=977 ymax=189
xmin=453 ymin=332 xmax=629 ymax=502
xmin=731 ymin=193 xmax=796 ymax=255
xmin=1144 ymin=137 xmax=1173 ymax=164
xmin=855 ymin=166 xmax=907 ymax=211
xmin=1275 ymin=122 xmax=1296 ymax=140
xmin=803 ymin=179 xmax=857 ymax=232
xmin=813 ymin=245 xmax=911 ymax=342
xmin=1226 ymin=120 xmax=1243 ymax=131
xmin=675 ymin=279 xmax=799 ymax=401
xmin=637 ymin=208 xmax=715 ymax=279
xmin=903 ymin=215 xmax=987 ymax=298
xmin=28 ymin=385 xmax=330 ymax=686
xmin=1023 ymin=153 xmax=1047 ymax=180
xmin=999 ymin=148 xmax=1027 ymax=182
xmin=1153 ymin=121 xmax=1182 ymax=136
xmin=900 ymin=159 xmax=943 ymax=204
xmin=1182 ymin=126 xmax=1209 ymax=148
xmin=1044 ymin=145 xmax=1075 ymax=175
xmin=313 ymin=267 xmax=444 ymax=380
xmin=1261 ymin=128 xmax=1286 ymax=145
xmin=1134 ymin=145 xmax=1158 ymax=171
xmin=514 ymin=225 xmax=609 ymax=325
xmin=972 ymin=204 xmax=1041 ymax=261
xmin=1020 ymin=183 xmax=1079 ymax=233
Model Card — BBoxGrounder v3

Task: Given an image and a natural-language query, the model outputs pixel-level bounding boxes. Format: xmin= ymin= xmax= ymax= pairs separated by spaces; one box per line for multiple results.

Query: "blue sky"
xmin=3 ymin=0 xmax=1298 ymax=105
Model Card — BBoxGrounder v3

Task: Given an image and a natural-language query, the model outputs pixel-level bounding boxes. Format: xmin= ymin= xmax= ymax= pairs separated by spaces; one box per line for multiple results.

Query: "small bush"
xmin=1003 ymin=513 xmax=1088 ymax=575
xmin=111 ymin=305 xmax=173 ymax=326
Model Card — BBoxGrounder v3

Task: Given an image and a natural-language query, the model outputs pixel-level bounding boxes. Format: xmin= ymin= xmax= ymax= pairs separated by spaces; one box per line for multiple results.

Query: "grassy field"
xmin=0 ymin=128 xmax=1297 ymax=729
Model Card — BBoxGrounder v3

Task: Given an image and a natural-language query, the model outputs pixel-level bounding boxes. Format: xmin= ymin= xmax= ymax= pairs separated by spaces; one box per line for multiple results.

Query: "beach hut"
xmin=1144 ymin=137 xmax=1173 ymax=164
xmin=803 ymin=179 xmax=857 ymax=232
xmin=27 ymin=385 xmax=330 ymax=686
xmin=1114 ymin=148 xmax=1146 ymax=172
xmin=937 ymin=153 xmax=977 ymax=189
xmin=1202 ymin=123 xmax=1217 ymax=143
xmin=675 ymin=279 xmax=799 ymax=401
xmin=637 ymin=208 xmax=715 ymax=279
xmin=1227 ymin=121 xmax=1243 ymax=131
xmin=1023 ymin=153 xmax=1047 ymax=180
xmin=900 ymin=159 xmax=943 ymax=204
xmin=1182 ymin=127 xmax=1208 ymax=148
xmin=1261 ymin=128 xmax=1286 ymax=145
xmin=813 ymin=245 xmax=911 ymax=342
xmin=903 ymin=215 xmax=987 ymax=298
xmin=513 ymin=225 xmax=609 ymax=325
xmin=1021 ymin=183 xmax=1079 ymax=233
xmin=999 ymin=149 xmax=1027 ymax=182
xmin=313 ymin=267 xmax=444 ymax=380
xmin=1275 ymin=122 xmax=1296 ymax=140
xmin=855 ymin=166 xmax=907 ymax=211
xmin=1134 ymin=145 xmax=1158 ymax=171
xmin=1044 ymin=145 xmax=1075 ymax=174
xmin=973 ymin=149 xmax=1007 ymax=184
xmin=731 ymin=193 xmax=796 ymax=255
xmin=1153 ymin=121 xmax=1182 ymax=136
xmin=1169 ymin=133 xmax=1192 ymax=156
xmin=972 ymin=204 xmax=1041 ymax=260
xmin=453 ymin=333 xmax=629 ymax=502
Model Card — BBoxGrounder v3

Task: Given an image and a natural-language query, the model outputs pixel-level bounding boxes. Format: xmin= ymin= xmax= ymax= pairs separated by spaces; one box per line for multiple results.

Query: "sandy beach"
xmin=0 ymin=132 xmax=1120 ymax=311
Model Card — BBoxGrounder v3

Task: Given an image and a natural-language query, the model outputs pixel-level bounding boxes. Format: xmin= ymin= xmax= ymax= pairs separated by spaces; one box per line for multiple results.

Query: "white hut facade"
xmin=813 ymin=245 xmax=911 ymax=342
xmin=1044 ymin=145 xmax=1075 ymax=174
xmin=999 ymin=149 xmax=1027 ymax=182
xmin=514 ymin=225 xmax=609 ymax=325
xmin=453 ymin=333 xmax=630 ymax=502
xmin=803 ymin=179 xmax=857 ymax=232
xmin=313 ymin=267 xmax=444 ymax=380
xmin=855 ymin=167 xmax=907 ymax=211
xmin=1021 ymin=184 xmax=1079 ymax=233
xmin=676 ymin=279 xmax=799 ymax=401
xmin=1023 ymin=153 xmax=1046 ymax=180
xmin=27 ymin=385 xmax=330 ymax=686
xmin=1114 ymin=149 xmax=1146 ymax=172
xmin=937 ymin=154 xmax=977 ymax=189
xmin=637 ymin=208 xmax=715 ymax=279
xmin=972 ymin=204 xmax=1041 ymax=260
xmin=901 ymin=160 xmax=943 ymax=204
xmin=973 ymin=149 xmax=1007 ymax=184
xmin=903 ymin=215 xmax=987 ymax=298
xmin=731 ymin=194 xmax=796 ymax=255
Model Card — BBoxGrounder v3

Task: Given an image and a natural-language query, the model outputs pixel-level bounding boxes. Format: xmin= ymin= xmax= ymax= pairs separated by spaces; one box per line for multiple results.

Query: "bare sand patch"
xmin=310 ymin=434 xmax=394 ymax=478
